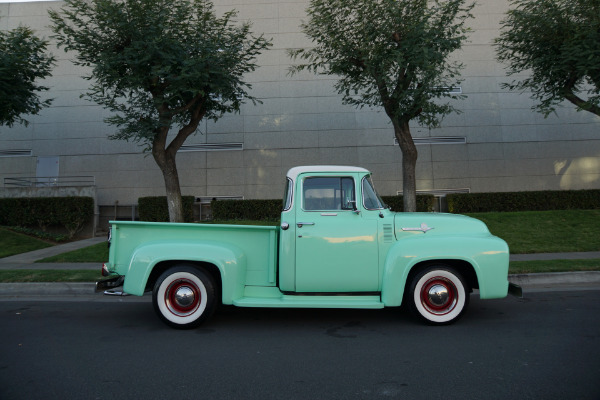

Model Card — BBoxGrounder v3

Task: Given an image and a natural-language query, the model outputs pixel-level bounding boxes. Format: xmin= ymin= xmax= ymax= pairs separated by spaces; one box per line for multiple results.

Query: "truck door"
xmin=295 ymin=175 xmax=379 ymax=292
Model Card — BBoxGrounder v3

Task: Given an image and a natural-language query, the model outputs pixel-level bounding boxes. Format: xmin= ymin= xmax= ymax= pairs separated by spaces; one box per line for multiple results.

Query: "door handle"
xmin=297 ymin=222 xmax=315 ymax=228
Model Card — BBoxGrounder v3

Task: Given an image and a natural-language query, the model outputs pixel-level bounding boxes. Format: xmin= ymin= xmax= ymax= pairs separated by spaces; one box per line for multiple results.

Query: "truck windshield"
xmin=362 ymin=176 xmax=385 ymax=210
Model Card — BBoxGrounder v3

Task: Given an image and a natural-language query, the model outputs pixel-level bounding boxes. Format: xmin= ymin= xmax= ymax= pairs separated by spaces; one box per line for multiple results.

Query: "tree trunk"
xmin=393 ymin=119 xmax=418 ymax=212
xmin=150 ymin=101 xmax=206 ymax=223
xmin=152 ymin=132 xmax=185 ymax=223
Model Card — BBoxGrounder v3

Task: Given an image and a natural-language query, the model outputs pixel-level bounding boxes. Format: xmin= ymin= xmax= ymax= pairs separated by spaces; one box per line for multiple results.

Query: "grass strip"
xmin=0 ymin=270 xmax=102 ymax=283
xmin=509 ymin=259 xmax=600 ymax=274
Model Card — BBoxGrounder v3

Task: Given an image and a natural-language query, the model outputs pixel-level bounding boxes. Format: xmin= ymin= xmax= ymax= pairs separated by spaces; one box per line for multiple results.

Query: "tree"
xmin=0 ymin=26 xmax=55 ymax=127
xmin=49 ymin=0 xmax=271 ymax=222
xmin=495 ymin=0 xmax=600 ymax=117
xmin=289 ymin=0 xmax=474 ymax=211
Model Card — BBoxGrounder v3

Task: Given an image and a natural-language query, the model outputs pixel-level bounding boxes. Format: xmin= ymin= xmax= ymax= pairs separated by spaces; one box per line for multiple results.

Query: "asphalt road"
xmin=1 ymin=290 xmax=599 ymax=400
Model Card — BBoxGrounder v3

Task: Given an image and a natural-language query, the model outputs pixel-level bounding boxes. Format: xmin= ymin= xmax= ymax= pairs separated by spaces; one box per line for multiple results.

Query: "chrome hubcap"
xmin=427 ymin=284 xmax=449 ymax=307
xmin=165 ymin=278 xmax=201 ymax=317
xmin=420 ymin=276 xmax=458 ymax=315
xmin=174 ymin=286 xmax=195 ymax=308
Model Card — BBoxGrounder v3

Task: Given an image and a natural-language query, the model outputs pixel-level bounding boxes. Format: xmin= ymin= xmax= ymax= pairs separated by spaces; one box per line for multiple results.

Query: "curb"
xmin=508 ymin=271 xmax=600 ymax=287
xmin=1 ymin=272 xmax=600 ymax=298
xmin=0 ymin=282 xmax=96 ymax=296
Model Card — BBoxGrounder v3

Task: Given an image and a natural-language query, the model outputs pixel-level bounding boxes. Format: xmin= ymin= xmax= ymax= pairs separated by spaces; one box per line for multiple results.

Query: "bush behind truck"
xmin=98 ymin=166 xmax=520 ymax=328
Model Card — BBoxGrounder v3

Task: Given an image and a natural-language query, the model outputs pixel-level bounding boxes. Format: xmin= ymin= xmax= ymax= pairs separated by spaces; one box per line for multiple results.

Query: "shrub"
xmin=138 ymin=196 xmax=195 ymax=222
xmin=211 ymin=199 xmax=282 ymax=221
xmin=446 ymin=190 xmax=600 ymax=213
xmin=0 ymin=196 xmax=94 ymax=238
xmin=381 ymin=195 xmax=435 ymax=212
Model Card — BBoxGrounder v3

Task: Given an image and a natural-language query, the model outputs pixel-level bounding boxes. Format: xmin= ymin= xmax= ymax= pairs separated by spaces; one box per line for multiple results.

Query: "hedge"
xmin=446 ymin=190 xmax=600 ymax=213
xmin=211 ymin=199 xmax=282 ymax=221
xmin=0 ymin=196 xmax=94 ymax=238
xmin=210 ymin=195 xmax=435 ymax=220
xmin=138 ymin=196 xmax=195 ymax=222
xmin=381 ymin=195 xmax=435 ymax=212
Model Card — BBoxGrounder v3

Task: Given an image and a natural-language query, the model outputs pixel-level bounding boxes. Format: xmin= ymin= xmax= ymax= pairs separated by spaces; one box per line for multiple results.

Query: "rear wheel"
xmin=407 ymin=265 xmax=469 ymax=325
xmin=152 ymin=265 xmax=216 ymax=329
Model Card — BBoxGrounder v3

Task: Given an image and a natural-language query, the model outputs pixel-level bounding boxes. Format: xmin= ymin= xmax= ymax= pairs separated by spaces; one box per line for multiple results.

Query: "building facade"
xmin=1 ymin=0 xmax=599 ymax=220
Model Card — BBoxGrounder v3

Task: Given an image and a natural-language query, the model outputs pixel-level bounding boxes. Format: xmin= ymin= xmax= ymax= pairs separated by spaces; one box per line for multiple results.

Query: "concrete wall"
xmin=1 ymin=0 xmax=599 ymax=209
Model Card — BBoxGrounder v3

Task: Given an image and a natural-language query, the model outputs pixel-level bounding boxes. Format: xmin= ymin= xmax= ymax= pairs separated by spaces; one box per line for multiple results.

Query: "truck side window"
xmin=303 ymin=177 xmax=355 ymax=211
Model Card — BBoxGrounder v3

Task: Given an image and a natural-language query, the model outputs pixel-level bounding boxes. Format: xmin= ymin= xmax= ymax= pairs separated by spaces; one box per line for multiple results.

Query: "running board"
xmin=233 ymin=295 xmax=384 ymax=309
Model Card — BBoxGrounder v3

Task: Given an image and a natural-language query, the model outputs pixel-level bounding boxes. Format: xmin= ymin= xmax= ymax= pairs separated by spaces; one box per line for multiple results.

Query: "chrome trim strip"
xmin=401 ymin=223 xmax=434 ymax=233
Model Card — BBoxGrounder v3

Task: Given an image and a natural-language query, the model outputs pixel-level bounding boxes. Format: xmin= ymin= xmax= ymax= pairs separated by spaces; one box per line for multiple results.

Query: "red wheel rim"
xmin=164 ymin=278 xmax=201 ymax=317
xmin=420 ymin=276 xmax=458 ymax=316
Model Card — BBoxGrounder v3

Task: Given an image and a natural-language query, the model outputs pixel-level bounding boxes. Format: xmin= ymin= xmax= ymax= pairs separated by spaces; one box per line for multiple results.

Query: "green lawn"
xmin=466 ymin=210 xmax=600 ymax=254
xmin=0 ymin=227 xmax=53 ymax=258
xmin=0 ymin=269 xmax=102 ymax=282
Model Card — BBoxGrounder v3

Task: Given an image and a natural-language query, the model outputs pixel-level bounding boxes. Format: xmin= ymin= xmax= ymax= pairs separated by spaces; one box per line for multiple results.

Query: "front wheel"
xmin=407 ymin=265 xmax=469 ymax=325
xmin=152 ymin=265 xmax=216 ymax=329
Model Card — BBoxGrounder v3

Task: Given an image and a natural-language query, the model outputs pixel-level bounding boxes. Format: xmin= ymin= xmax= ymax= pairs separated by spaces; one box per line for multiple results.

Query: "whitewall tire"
xmin=152 ymin=266 xmax=216 ymax=329
xmin=408 ymin=265 xmax=469 ymax=325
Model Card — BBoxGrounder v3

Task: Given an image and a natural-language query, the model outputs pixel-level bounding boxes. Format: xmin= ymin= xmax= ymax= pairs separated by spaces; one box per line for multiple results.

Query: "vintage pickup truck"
xmin=97 ymin=165 xmax=520 ymax=328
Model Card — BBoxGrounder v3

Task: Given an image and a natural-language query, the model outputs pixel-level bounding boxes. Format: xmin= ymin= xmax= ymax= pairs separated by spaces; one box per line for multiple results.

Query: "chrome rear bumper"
xmin=95 ymin=275 xmax=124 ymax=293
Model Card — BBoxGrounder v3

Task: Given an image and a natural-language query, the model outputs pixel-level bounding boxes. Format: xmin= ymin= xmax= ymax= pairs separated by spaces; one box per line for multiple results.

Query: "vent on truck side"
xmin=383 ymin=224 xmax=393 ymax=243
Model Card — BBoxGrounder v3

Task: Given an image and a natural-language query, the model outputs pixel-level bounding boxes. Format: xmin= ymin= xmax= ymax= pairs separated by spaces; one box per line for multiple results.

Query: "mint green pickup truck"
xmin=98 ymin=166 xmax=519 ymax=328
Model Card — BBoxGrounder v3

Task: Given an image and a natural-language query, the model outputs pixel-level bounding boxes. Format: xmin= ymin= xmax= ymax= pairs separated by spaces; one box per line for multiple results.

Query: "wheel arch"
xmin=146 ymin=260 xmax=223 ymax=299
xmin=405 ymin=259 xmax=478 ymax=295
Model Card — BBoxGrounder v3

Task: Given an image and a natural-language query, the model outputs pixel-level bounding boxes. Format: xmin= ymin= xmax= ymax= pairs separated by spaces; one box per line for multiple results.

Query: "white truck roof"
xmin=286 ymin=166 xmax=370 ymax=181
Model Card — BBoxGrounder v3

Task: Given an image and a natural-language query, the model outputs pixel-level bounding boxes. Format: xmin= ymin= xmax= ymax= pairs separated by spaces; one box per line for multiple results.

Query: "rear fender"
xmin=122 ymin=240 xmax=246 ymax=303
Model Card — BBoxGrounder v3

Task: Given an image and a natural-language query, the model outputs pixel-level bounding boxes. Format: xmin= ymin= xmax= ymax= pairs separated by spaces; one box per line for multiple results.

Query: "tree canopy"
xmin=50 ymin=0 xmax=271 ymax=221
xmin=0 ymin=26 xmax=55 ymax=127
xmin=495 ymin=0 xmax=600 ymax=117
xmin=289 ymin=0 xmax=474 ymax=211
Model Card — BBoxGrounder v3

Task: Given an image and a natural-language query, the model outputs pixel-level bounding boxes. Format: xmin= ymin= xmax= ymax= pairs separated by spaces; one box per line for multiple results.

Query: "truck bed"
xmin=109 ymin=221 xmax=279 ymax=287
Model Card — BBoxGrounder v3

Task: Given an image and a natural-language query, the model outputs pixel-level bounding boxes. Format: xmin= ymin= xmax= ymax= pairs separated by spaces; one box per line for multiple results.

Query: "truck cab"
xmin=278 ymin=166 xmax=389 ymax=293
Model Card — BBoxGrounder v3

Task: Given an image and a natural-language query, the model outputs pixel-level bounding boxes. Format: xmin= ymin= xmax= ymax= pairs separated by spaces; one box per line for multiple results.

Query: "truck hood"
xmin=394 ymin=212 xmax=490 ymax=238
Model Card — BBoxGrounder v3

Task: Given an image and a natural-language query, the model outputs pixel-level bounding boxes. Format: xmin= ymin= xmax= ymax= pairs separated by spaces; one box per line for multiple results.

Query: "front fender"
xmin=381 ymin=235 xmax=509 ymax=306
xmin=122 ymin=240 xmax=246 ymax=304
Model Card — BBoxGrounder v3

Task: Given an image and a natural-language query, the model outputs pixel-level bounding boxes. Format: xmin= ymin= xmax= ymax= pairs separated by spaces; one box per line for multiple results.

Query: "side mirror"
xmin=347 ymin=200 xmax=360 ymax=214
